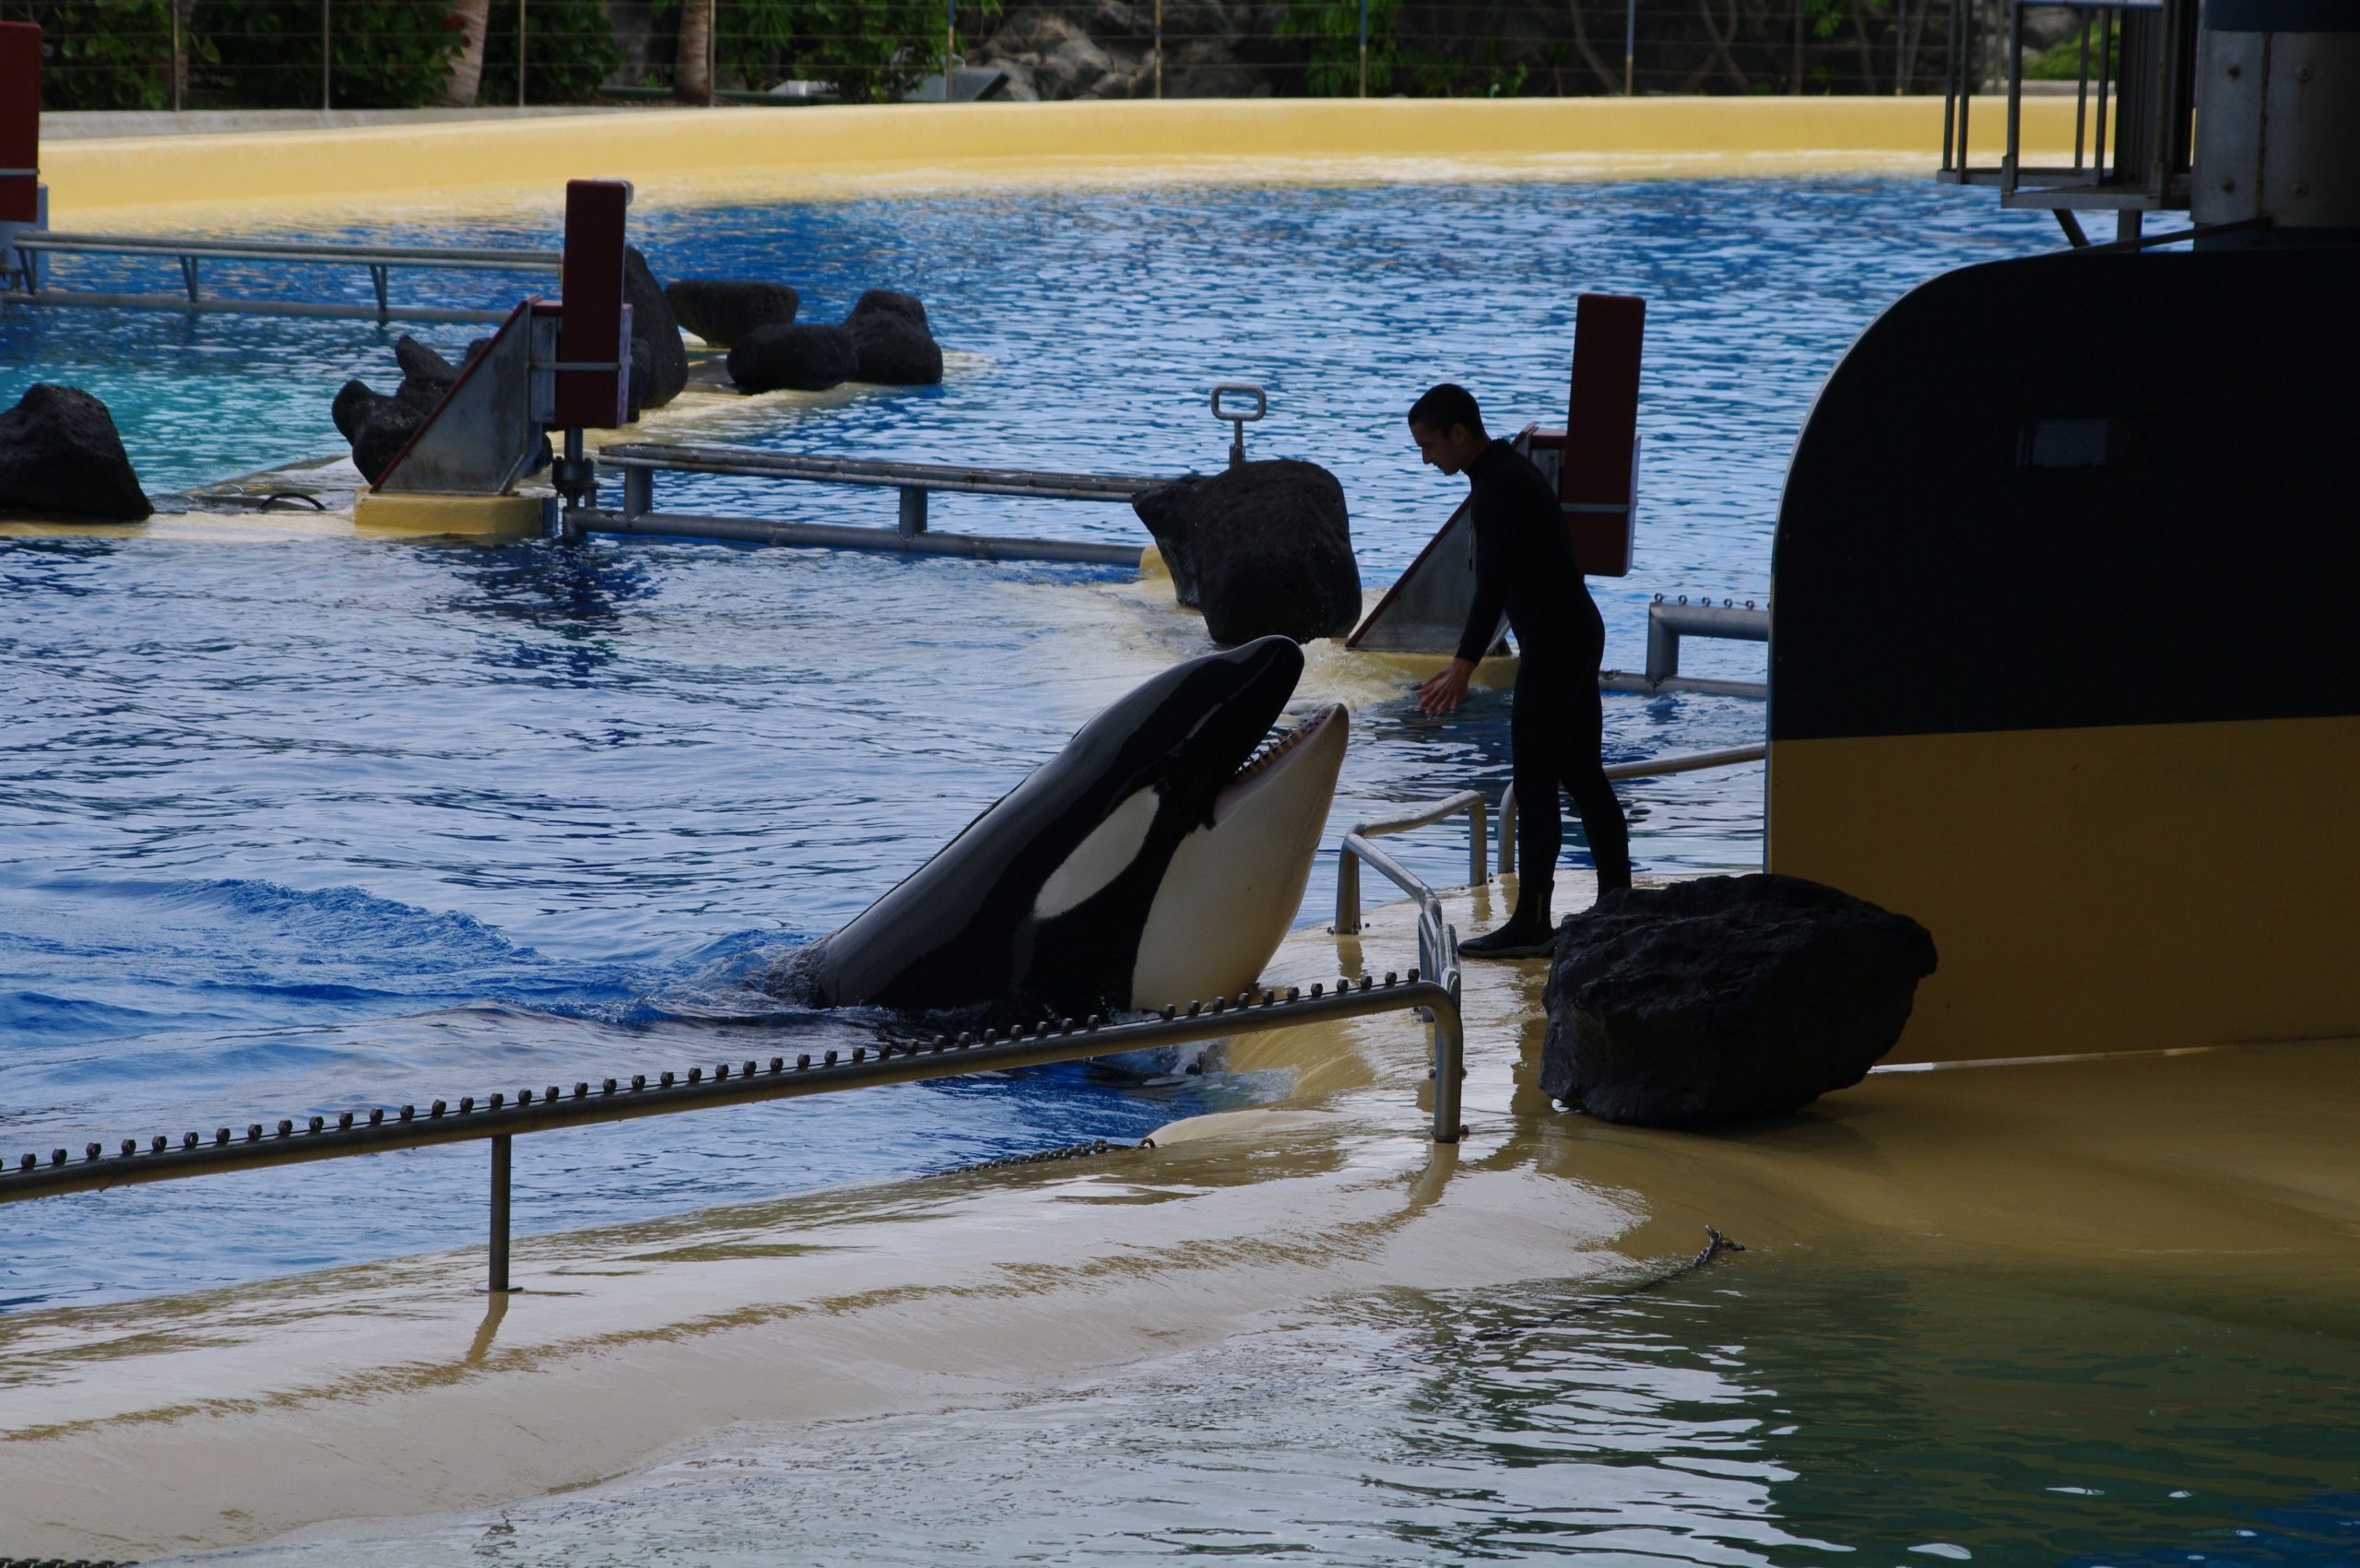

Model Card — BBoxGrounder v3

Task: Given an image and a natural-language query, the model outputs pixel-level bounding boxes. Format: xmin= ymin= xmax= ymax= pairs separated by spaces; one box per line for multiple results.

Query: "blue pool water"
xmin=0 ymin=177 xmax=2065 ymax=1317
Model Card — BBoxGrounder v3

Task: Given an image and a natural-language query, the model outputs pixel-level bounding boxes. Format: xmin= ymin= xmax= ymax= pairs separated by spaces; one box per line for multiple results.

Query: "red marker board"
xmin=552 ymin=178 xmax=632 ymax=430
xmin=1561 ymin=291 xmax=1644 ymax=577
xmin=1 ymin=23 xmax=39 ymax=224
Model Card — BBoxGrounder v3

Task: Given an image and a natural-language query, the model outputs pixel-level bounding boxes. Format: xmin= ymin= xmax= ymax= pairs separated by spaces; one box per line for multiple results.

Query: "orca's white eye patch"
xmin=1032 ymin=787 xmax=1159 ymax=921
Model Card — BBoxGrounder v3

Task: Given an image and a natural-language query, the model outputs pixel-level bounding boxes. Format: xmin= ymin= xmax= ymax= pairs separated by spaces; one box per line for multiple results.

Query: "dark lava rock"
xmin=727 ymin=322 xmax=861 ymax=394
xmin=1540 ymin=874 xmax=1938 ymax=1127
xmin=666 ymin=278 xmax=800 ymax=348
xmin=624 ymin=245 xmax=688 ymax=411
xmin=334 ymin=373 xmax=448 ymax=484
xmin=842 ymin=289 xmax=943 ymax=385
xmin=392 ymin=334 xmax=461 ymax=388
xmin=0 ymin=384 xmax=151 ymax=522
xmin=1129 ymin=459 xmax=1361 ymax=644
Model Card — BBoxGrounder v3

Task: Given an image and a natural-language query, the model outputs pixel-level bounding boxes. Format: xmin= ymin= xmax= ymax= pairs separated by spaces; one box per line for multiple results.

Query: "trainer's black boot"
xmin=1459 ymin=913 xmax=1556 ymax=961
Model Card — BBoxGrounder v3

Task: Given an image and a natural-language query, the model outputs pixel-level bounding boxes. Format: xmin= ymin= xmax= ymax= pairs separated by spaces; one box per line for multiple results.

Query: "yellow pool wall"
xmin=41 ymin=96 xmax=2081 ymax=225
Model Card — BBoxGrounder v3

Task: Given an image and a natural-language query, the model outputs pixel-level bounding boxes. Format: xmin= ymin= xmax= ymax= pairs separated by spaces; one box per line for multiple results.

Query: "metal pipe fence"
xmin=2 ymin=800 xmax=1478 ymax=1292
xmin=12 ymin=0 xmax=2010 ymax=114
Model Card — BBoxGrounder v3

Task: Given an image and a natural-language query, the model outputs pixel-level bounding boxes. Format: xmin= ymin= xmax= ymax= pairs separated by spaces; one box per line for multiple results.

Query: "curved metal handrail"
xmin=1332 ymin=790 xmax=1487 ymax=937
xmin=1496 ymin=743 xmax=1767 ymax=875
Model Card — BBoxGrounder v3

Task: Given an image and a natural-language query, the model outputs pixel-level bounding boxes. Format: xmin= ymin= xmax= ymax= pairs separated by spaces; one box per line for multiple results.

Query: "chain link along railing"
xmin=11 ymin=0 xmax=2036 ymax=114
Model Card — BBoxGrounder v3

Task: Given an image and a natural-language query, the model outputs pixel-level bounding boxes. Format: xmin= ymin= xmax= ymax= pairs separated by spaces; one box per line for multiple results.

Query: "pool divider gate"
xmin=357 ymin=179 xmax=634 ymax=537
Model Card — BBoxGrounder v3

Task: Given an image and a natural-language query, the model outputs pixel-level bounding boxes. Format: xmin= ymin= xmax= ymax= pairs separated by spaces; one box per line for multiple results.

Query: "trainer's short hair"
xmin=1408 ymin=383 xmax=1484 ymax=437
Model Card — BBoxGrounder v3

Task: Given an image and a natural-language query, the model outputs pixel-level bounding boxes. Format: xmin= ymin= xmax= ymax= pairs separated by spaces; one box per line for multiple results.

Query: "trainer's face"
xmin=1410 ymin=419 xmax=1472 ymax=477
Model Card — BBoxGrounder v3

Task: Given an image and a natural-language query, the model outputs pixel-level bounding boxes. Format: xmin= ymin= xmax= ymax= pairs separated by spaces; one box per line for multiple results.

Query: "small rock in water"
xmin=0 ymin=384 xmax=152 ymax=521
xmin=728 ymin=323 xmax=861 ymax=393
xmin=624 ymin=246 xmax=689 ymax=411
xmin=666 ymin=278 xmax=800 ymax=348
xmin=1131 ymin=459 xmax=1362 ymax=644
xmin=842 ymin=289 xmax=943 ymax=385
xmin=1540 ymin=874 xmax=1938 ymax=1126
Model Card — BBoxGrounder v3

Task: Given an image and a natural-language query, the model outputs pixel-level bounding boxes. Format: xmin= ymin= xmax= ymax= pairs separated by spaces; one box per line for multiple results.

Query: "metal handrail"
xmin=1332 ymin=791 xmax=1487 ymax=937
xmin=1496 ymin=743 xmax=1767 ymax=876
xmin=1332 ymin=826 xmax=1467 ymax=1143
xmin=12 ymin=232 xmax=563 ymax=271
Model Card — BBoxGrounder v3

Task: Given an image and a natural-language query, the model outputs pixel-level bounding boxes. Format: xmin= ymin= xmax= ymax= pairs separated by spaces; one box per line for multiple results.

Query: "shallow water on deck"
xmin=202 ymin=1254 xmax=2360 ymax=1566
xmin=0 ymin=177 xmax=2066 ymax=1315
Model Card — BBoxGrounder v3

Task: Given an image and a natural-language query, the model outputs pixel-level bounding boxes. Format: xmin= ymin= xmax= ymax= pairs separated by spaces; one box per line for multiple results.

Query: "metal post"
xmin=944 ymin=0 xmax=954 ymax=100
xmin=705 ymin=0 xmax=716 ymax=107
xmin=517 ymin=0 xmax=526 ymax=106
xmin=1358 ymin=0 xmax=1367 ymax=97
xmin=1153 ymin=0 xmax=1162 ymax=97
xmin=488 ymin=1134 xmax=512 ymax=1291
xmin=1623 ymin=0 xmax=1635 ymax=94
xmin=1334 ymin=847 xmax=1362 ymax=935
xmin=622 ymin=466 xmax=653 ymax=519
xmin=1467 ymin=799 xmax=1488 ymax=888
xmin=1496 ymin=783 xmax=1517 ymax=876
xmin=897 ymin=485 xmax=928 ymax=536
xmin=322 ymin=0 xmax=332 ymax=111
xmin=1429 ymin=996 xmax=1463 ymax=1144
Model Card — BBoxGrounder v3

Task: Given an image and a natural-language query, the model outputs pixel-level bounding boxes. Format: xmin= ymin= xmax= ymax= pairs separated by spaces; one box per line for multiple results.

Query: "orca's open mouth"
xmin=1213 ymin=702 xmax=1346 ymax=820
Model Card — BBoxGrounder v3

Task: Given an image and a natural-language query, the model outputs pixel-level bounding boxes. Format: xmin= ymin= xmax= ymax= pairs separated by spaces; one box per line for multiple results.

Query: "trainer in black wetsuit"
xmin=1409 ymin=383 xmax=1631 ymax=958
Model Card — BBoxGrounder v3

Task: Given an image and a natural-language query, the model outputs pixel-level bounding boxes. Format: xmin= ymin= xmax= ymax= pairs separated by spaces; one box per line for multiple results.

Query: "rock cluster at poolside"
xmin=1540 ymin=874 xmax=1938 ymax=1127
xmin=726 ymin=288 xmax=944 ymax=394
xmin=0 ymin=384 xmax=153 ymax=521
xmin=1132 ymin=459 xmax=1362 ymax=644
xmin=665 ymin=278 xmax=801 ymax=348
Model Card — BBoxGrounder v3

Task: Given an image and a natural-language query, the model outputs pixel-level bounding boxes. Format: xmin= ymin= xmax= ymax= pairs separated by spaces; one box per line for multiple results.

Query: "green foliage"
xmin=2024 ymin=29 xmax=2118 ymax=81
xmin=192 ymin=0 xmax=466 ymax=107
xmin=1277 ymin=0 xmax=1396 ymax=97
xmin=19 ymin=0 xmax=182 ymax=109
xmin=482 ymin=0 xmax=618 ymax=101
xmin=708 ymin=0 xmax=996 ymax=105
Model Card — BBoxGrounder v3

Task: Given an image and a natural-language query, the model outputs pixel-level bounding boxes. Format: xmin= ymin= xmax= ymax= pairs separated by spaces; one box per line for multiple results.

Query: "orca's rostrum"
xmin=772 ymin=635 xmax=1349 ymax=1017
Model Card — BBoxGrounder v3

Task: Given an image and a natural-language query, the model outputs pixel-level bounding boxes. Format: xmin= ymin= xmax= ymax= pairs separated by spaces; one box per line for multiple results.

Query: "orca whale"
xmin=772 ymin=635 xmax=1348 ymax=1017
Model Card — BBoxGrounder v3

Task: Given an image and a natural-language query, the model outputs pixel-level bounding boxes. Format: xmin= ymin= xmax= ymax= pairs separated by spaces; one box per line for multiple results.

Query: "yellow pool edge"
xmin=41 ymin=96 xmax=2082 ymax=223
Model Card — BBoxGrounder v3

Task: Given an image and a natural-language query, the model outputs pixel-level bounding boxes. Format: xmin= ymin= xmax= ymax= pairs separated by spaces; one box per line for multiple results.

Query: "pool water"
xmin=3 ymin=175 xmax=2066 ymax=1315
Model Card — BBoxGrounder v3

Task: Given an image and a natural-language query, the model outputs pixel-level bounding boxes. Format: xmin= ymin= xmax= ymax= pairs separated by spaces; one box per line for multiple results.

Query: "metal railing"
xmin=4 ymin=230 xmax=559 ymax=324
xmin=1496 ymin=744 xmax=1766 ymax=875
xmin=1333 ymin=791 xmax=1487 ymax=938
xmin=2 ymin=821 xmax=1472 ymax=1291
xmin=572 ymin=441 xmax=1175 ymax=566
xmin=1599 ymin=595 xmax=1769 ymax=700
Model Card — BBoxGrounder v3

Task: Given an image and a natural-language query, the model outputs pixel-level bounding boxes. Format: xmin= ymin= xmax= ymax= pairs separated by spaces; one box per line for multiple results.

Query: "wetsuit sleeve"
xmin=1454 ymin=494 xmax=1507 ymax=666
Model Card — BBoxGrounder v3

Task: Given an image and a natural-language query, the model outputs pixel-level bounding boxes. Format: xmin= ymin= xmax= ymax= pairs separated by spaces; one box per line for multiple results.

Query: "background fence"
xmin=8 ymin=0 xmax=2069 ymax=112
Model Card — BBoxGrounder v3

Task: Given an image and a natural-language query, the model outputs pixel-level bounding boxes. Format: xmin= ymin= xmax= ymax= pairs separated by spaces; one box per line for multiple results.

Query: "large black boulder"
xmin=0 ymin=384 xmax=151 ymax=522
xmin=624 ymin=245 xmax=689 ymax=410
xmin=842 ymin=289 xmax=943 ymax=385
xmin=1129 ymin=459 xmax=1362 ymax=644
xmin=727 ymin=323 xmax=861 ymax=393
xmin=1540 ymin=875 xmax=1938 ymax=1126
xmin=666 ymin=278 xmax=800 ymax=348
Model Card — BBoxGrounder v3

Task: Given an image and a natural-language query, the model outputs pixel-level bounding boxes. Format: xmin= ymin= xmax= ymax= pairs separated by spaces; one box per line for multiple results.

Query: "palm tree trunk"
xmin=674 ymin=0 xmax=713 ymax=101
xmin=438 ymin=0 xmax=491 ymax=106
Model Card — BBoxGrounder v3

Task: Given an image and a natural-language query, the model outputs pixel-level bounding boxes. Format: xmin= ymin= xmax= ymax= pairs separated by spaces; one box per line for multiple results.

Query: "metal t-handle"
xmin=1210 ymin=383 xmax=1268 ymax=469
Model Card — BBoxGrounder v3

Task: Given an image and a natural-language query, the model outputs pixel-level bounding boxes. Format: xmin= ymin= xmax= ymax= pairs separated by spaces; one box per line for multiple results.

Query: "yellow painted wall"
xmin=1769 ymin=714 xmax=2360 ymax=1065
xmin=41 ymin=97 xmax=2080 ymax=224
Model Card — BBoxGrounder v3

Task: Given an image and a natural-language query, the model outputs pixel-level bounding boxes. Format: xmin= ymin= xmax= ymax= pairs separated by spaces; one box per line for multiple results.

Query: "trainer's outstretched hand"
xmin=1416 ymin=657 xmax=1475 ymax=716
